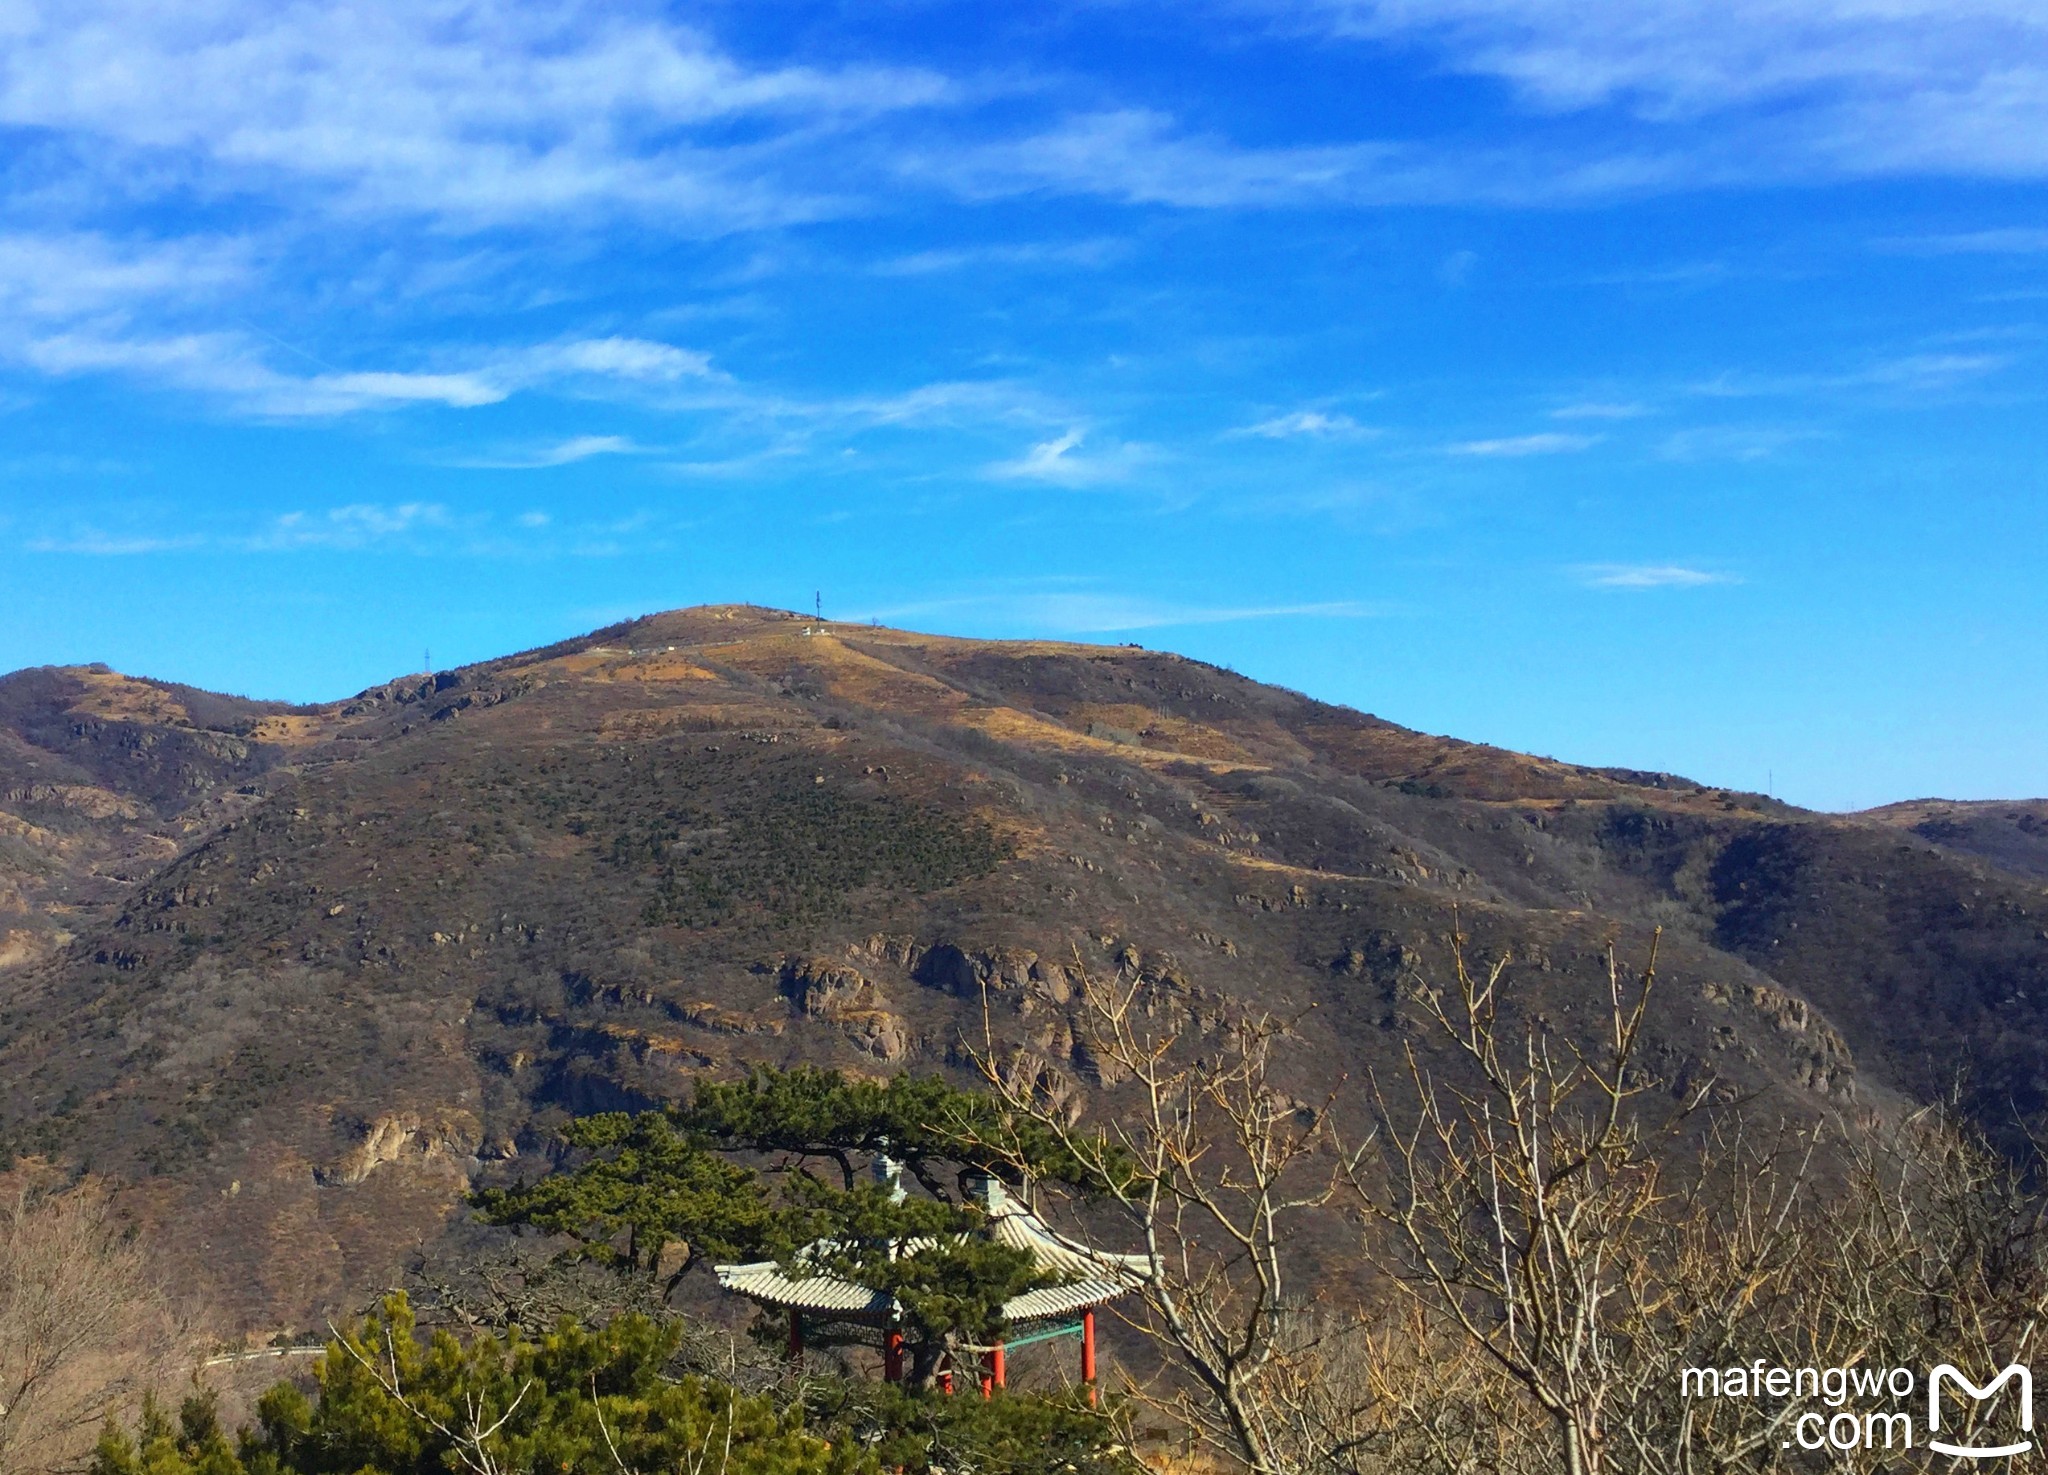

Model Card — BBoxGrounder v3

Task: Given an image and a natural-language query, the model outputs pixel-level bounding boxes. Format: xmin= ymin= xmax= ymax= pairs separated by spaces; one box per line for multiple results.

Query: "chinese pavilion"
xmin=713 ymin=1162 xmax=1149 ymax=1398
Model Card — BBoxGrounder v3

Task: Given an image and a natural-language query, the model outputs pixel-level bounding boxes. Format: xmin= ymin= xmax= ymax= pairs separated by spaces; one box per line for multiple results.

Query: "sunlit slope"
xmin=0 ymin=605 xmax=2040 ymax=1332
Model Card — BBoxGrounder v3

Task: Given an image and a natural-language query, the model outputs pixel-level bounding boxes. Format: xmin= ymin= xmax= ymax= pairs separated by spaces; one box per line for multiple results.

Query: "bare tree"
xmin=973 ymin=931 xmax=2048 ymax=1475
xmin=1341 ymin=929 xmax=2048 ymax=1475
xmin=1765 ymin=1103 xmax=2048 ymax=1467
xmin=0 ymin=1176 xmax=193 ymax=1474
xmin=970 ymin=963 xmax=1365 ymax=1475
xmin=1351 ymin=929 xmax=1828 ymax=1475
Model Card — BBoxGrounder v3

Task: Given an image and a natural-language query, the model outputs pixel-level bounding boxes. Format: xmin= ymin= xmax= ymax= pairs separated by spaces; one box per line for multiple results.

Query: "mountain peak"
xmin=1 ymin=610 xmax=2042 ymax=1333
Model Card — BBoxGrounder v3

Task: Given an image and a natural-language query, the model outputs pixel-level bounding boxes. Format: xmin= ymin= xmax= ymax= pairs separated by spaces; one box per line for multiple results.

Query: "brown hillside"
xmin=1858 ymin=797 xmax=2048 ymax=881
xmin=1 ymin=605 xmax=2043 ymax=1334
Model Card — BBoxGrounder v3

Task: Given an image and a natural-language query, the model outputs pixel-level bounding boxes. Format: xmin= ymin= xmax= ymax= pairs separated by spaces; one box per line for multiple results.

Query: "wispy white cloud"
xmin=530 ymin=337 xmax=718 ymax=382
xmin=0 ymin=231 xmax=250 ymax=318
xmin=1574 ymin=563 xmax=1738 ymax=590
xmin=1877 ymin=228 xmax=2048 ymax=255
xmin=988 ymin=428 xmax=1084 ymax=481
xmin=250 ymin=502 xmax=456 ymax=550
xmin=1551 ymin=401 xmax=1648 ymax=420
xmin=0 ymin=0 xmax=952 ymax=230
xmin=0 ymin=0 xmax=2036 ymax=271
xmin=1230 ymin=409 xmax=1378 ymax=439
xmin=911 ymin=2 xmax=2048 ymax=217
xmin=455 ymin=434 xmax=645 ymax=469
xmin=920 ymin=106 xmax=1686 ymax=210
xmin=310 ymin=371 xmax=505 ymax=408
xmin=1295 ymin=0 xmax=2048 ymax=178
xmin=871 ymin=238 xmax=1128 ymax=276
xmin=1857 ymin=351 xmax=2014 ymax=390
xmin=659 ymin=447 xmax=808 ymax=478
xmin=1692 ymin=350 xmax=2013 ymax=398
xmin=926 ymin=109 xmax=1400 ymax=209
xmin=26 ymin=530 xmax=208 ymax=555
xmin=12 ymin=328 xmax=491 ymax=415
xmin=1582 ymin=260 xmax=1732 ymax=289
xmin=832 ymin=379 xmax=1057 ymax=431
xmin=858 ymin=590 xmax=1388 ymax=634
xmin=0 ymin=452 xmax=135 ymax=478
xmin=20 ymin=329 xmax=271 ymax=393
xmin=25 ymin=501 xmax=478 ymax=555
xmin=1658 ymin=425 xmax=1820 ymax=462
xmin=7 ymin=313 xmax=719 ymax=416
xmin=17 ymin=498 xmax=701 ymax=560
xmin=1448 ymin=431 xmax=1600 ymax=456
xmin=984 ymin=428 xmax=1152 ymax=486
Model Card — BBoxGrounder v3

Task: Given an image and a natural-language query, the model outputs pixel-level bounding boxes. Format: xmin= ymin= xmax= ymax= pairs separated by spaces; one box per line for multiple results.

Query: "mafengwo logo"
xmin=1679 ymin=1360 xmax=2035 ymax=1455
xmin=1929 ymin=1364 xmax=2033 ymax=1460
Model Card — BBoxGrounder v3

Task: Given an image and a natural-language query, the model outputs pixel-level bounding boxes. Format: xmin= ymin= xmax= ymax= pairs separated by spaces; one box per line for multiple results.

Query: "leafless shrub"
xmin=969 ymin=962 xmax=1370 ymax=1475
xmin=1353 ymin=929 xmax=2048 ymax=1475
xmin=0 ymin=1175 xmax=196 ymax=1474
xmin=1351 ymin=930 xmax=1832 ymax=1474
xmin=973 ymin=928 xmax=2048 ymax=1475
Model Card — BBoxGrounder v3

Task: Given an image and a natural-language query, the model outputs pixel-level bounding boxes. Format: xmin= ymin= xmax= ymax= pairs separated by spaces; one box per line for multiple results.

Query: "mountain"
xmin=1860 ymin=798 xmax=2048 ymax=882
xmin=2 ymin=606 xmax=2044 ymax=1334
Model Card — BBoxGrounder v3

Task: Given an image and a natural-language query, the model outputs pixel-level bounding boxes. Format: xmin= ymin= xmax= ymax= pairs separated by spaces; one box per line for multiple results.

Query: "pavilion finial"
xmin=871 ymin=1148 xmax=908 ymax=1204
xmin=963 ymin=1171 xmax=1015 ymax=1215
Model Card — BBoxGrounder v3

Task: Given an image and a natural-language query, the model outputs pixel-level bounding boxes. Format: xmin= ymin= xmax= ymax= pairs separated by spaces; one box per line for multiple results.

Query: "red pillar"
xmin=992 ymin=1342 xmax=1006 ymax=1391
xmin=787 ymin=1310 xmax=803 ymax=1363
xmin=884 ymin=1329 xmax=904 ymax=1383
xmin=1081 ymin=1309 xmax=1097 ymax=1405
xmin=938 ymin=1368 xmax=955 ymax=1396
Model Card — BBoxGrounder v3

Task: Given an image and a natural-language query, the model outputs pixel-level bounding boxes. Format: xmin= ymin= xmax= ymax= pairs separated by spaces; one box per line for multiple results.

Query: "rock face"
xmin=0 ymin=604 xmax=2043 ymax=1331
xmin=780 ymin=957 xmax=882 ymax=1016
xmin=779 ymin=956 xmax=912 ymax=1060
xmin=319 ymin=1111 xmax=484 ymax=1186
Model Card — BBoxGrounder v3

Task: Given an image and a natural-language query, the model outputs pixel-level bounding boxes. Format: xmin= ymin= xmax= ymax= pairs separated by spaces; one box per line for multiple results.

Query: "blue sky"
xmin=1 ymin=0 xmax=2044 ymax=810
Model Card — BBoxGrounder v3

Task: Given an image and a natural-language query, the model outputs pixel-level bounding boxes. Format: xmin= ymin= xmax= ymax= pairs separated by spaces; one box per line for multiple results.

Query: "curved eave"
xmin=1003 ymin=1279 xmax=1132 ymax=1322
xmin=986 ymin=1207 xmax=1154 ymax=1286
xmin=713 ymin=1261 xmax=894 ymax=1320
xmin=712 ymin=1206 xmax=1152 ymax=1325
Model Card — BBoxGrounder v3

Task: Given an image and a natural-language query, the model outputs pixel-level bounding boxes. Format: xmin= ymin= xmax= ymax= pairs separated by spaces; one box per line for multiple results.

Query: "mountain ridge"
xmin=1 ymin=604 xmax=2042 ymax=1334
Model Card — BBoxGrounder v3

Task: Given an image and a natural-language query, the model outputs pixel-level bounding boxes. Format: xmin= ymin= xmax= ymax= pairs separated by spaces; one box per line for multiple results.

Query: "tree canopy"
xmin=674 ymin=1067 xmax=1101 ymax=1197
xmin=470 ymin=1112 xmax=784 ymax=1297
xmin=94 ymin=1295 xmax=1137 ymax=1475
xmin=93 ymin=1296 xmax=865 ymax=1475
xmin=471 ymin=1068 xmax=1110 ymax=1386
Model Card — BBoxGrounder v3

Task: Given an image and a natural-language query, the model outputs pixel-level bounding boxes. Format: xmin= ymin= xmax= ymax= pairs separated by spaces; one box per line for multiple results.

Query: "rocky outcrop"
xmin=779 ymin=956 xmax=883 ymax=1016
xmin=318 ymin=1110 xmax=482 ymax=1186
xmin=1747 ymin=982 xmax=1856 ymax=1098
xmin=848 ymin=934 xmax=922 ymax=970
xmin=0 ymin=927 xmax=67 ymax=970
xmin=776 ymin=956 xmax=912 ymax=1060
xmin=913 ymin=944 xmax=1072 ymax=1004
xmin=835 ymin=1009 xmax=913 ymax=1062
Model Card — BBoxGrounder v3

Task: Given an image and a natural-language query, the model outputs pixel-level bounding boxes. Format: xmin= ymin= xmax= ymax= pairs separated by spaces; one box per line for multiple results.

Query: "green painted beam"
xmin=1001 ymin=1321 xmax=1084 ymax=1350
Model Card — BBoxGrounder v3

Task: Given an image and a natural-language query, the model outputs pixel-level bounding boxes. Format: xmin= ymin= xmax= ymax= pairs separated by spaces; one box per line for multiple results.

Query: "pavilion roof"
xmin=713 ymin=1176 xmax=1150 ymax=1325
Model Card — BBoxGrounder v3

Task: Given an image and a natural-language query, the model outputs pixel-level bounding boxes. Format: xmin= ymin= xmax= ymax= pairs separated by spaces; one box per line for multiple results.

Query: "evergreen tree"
xmin=473 ymin=1068 xmax=1116 ymax=1390
xmin=471 ymin=1112 xmax=783 ymax=1298
xmin=92 ymin=1296 xmax=868 ymax=1475
xmin=677 ymin=1067 xmax=1101 ymax=1197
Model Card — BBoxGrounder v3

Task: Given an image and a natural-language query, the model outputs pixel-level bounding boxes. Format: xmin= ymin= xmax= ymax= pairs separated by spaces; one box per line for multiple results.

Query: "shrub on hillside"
xmin=93 ymin=1296 xmax=867 ymax=1475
